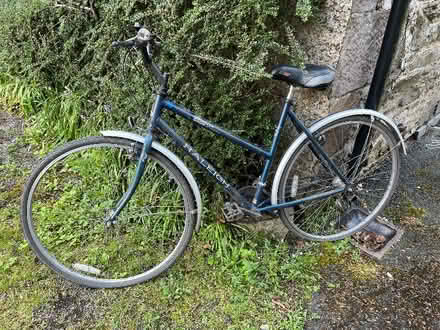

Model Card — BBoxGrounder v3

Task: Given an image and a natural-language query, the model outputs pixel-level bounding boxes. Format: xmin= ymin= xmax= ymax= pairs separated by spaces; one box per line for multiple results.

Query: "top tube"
xmin=161 ymin=99 xmax=273 ymax=159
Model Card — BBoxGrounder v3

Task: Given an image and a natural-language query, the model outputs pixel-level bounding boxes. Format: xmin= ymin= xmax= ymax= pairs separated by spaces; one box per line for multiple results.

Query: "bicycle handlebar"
xmin=112 ymin=25 xmax=167 ymax=88
xmin=112 ymin=27 xmax=160 ymax=55
xmin=111 ymin=37 xmax=136 ymax=49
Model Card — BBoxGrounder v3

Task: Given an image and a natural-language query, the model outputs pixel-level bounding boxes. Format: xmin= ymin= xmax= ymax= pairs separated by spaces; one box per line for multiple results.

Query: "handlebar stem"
xmin=158 ymin=73 xmax=169 ymax=97
xmin=140 ymin=47 xmax=167 ymax=94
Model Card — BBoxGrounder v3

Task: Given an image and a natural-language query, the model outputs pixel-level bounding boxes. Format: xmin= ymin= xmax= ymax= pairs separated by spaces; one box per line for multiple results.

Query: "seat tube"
xmin=253 ymin=96 xmax=292 ymax=205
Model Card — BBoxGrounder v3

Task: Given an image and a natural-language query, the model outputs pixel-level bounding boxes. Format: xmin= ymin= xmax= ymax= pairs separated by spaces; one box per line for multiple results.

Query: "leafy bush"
xmin=1 ymin=0 xmax=320 ymax=188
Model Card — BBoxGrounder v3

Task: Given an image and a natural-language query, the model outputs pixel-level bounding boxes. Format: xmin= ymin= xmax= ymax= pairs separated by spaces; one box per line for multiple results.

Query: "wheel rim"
xmin=24 ymin=140 xmax=191 ymax=285
xmin=279 ymin=118 xmax=400 ymax=241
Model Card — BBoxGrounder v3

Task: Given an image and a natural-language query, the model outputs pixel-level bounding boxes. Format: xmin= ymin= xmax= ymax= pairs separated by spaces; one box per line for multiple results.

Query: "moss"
xmin=384 ymin=194 xmax=425 ymax=223
xmin=315 ymin=240 xmax=380 ymax=283
xmin=345 ymin=262 xmax=379 ymax=281
xmin=316 ymin=239 xmax=354 ymax=267
xmin=318 ymin=243 xmax=342 ymax=267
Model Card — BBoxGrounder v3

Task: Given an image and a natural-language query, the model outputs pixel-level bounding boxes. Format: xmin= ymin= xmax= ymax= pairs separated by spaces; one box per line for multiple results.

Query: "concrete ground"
xmin=305 ymin=128 xmax=440 ymax=329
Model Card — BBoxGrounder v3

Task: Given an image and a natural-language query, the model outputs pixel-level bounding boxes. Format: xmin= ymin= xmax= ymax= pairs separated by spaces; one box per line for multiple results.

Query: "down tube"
xmin=156 ymin=119 xmax=253 ymax=208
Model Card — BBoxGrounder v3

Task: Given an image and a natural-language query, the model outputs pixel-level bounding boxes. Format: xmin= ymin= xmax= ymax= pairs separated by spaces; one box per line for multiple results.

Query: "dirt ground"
xmin=305 ymin=130 xmax=440 ymax=330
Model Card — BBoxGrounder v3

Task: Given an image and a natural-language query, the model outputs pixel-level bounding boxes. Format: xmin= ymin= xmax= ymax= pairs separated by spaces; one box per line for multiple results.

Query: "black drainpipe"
xmin=350 ymin=0 xmax=411 ymax=171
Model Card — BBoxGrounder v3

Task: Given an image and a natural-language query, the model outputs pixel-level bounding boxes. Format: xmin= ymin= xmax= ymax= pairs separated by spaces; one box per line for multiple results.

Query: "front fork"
xmin=105 ymin=94 xmax=164 ymax=224
xmin=105 ymin=134 xmax=153 ymax=225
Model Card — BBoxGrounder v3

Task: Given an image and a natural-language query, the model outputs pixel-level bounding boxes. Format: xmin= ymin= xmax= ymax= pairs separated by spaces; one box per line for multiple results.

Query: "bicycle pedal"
xmin=222 ymin=202 xmax=245 ymax=222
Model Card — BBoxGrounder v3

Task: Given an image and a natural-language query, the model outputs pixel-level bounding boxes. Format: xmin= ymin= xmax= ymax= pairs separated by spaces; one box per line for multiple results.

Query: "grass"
xmin=0 ymin=73 xmax=103 ymax=153
xmin=1 ymin=148 xmax=319 ymax=328
xmin=1 ymin=209 xmax=313 ymax=328
xmin=0 ymin=143 xmax=329 ymax=328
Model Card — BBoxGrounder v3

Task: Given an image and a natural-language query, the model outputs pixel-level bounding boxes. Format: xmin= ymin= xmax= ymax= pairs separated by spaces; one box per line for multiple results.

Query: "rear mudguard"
xmin=271 ymin=109 xmax=406 ymax=207
xmin=101 ymin=130 xmax=203 ymax=232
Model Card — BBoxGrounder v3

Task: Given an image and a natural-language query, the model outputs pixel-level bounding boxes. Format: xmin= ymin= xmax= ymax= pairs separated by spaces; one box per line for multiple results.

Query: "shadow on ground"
xmin=305 ymin=129 xmax=440 ymax=329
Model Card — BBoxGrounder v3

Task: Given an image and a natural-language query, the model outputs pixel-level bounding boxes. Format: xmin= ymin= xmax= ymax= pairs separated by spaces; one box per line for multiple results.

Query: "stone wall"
xmin=385 ymin=0 xmax=440 ymax=137
xmin=294 ymin=0 xmax=440 ymax=138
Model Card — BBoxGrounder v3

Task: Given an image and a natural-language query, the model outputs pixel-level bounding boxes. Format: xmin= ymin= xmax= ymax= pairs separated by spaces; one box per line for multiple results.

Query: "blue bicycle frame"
xmin=108 ymin=88 xmax=347 ymax=222
xmin=107 ymin=47 xmax=348 ymax=222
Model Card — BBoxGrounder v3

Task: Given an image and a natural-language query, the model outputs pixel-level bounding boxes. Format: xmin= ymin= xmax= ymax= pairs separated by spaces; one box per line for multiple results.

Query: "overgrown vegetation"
xmin=0 ymin=0 xmax=322 ymax=187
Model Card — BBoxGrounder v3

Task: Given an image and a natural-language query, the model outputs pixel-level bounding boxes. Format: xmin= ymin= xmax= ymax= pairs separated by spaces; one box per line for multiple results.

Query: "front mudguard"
xmin=101 ymin=130 xmax=203 ymax=232
xmin=271 ymin=109 xmax=406 ymax=207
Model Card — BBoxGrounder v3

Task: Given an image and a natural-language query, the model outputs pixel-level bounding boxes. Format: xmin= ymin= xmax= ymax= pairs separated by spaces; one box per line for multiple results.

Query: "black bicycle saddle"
xmin=271 ymin=64 xmax=335 ymax=88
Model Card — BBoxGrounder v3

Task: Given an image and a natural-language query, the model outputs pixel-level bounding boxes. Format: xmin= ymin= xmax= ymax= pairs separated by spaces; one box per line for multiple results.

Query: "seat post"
xmin=286 ymin=85 xmax=295 ymax=104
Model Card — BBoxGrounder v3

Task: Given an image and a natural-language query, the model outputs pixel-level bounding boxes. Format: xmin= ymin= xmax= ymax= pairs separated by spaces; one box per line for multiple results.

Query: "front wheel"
xmin=21 ymin=136 xmax=196 ymax=288
xmin=277 ymin=115 xmax=401 ymax=241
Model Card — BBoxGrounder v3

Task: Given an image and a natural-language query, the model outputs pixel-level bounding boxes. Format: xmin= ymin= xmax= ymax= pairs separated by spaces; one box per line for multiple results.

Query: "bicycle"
xmin=21 ymin=25 xmax=406 ymax=288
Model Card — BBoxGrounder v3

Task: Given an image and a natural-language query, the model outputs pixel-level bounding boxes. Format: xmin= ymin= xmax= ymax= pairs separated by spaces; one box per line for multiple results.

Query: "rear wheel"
xmin=277 ymin=116 xmax=401 ymax=241
xmin=21 ymin=136 xmax=195 ymax=288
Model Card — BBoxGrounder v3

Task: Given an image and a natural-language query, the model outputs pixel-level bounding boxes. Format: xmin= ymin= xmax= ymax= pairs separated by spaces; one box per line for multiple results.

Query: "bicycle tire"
xmin=277 ymin=115 xmax=400 ymax=241
xmin=21 ymin=136 xmax=195 ymax=288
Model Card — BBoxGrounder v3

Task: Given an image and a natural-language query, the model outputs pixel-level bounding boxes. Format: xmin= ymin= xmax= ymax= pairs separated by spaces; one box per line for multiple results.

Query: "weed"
xmin=278 ymin=308 xmax=307 ymax=330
